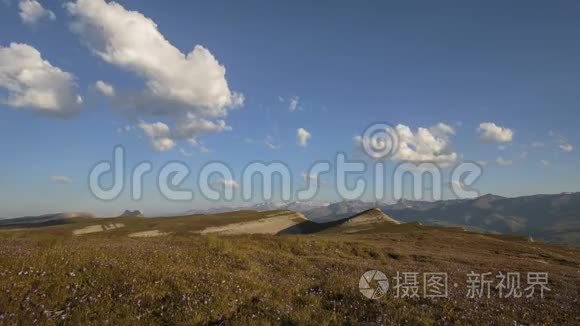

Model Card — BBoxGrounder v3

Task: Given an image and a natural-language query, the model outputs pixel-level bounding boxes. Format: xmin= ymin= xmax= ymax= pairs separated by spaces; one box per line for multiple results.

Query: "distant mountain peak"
xmin=478 ymin=193 xmax=505 ymax=200
xmin=471 ymin=194 xmax=505 ymax=209
xmin=343 ymin=208 xmax=400 ymax=226
xmin=119 ymin=210 xmax=143 ymax=217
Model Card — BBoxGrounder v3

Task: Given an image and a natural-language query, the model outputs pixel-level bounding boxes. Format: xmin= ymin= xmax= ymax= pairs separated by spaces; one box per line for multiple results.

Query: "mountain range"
xmin=1 ymin=192 xmax=579 ymax=246
xmin=0 ymin=212 xmax=95 ymax=227
xmin=303 ymin=192 xmax=580 ymax=246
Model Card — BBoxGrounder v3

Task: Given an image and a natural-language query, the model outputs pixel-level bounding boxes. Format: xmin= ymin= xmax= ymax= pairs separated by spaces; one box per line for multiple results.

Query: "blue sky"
xmin=0 ymin=0 xmax=579 ymax=217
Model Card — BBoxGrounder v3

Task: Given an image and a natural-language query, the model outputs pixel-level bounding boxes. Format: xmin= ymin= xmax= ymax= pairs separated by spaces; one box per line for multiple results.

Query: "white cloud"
xmin=174 ymin=114 xmax=231 ymax=144
xmin=475 ymin=160 xmax=488 ymax=167
xmin=355 ymin=123 xmax=457 ymax=165
xmin=136 ymin=114 xmax=231 ymax=152
xmin=19 ymin=0 xmax=55 ymax=25
xmin=548 ymin=131 xmax=573 ymax=153
xmin=94 ymin=80 xmax=114 ymax=97
xmin=541 ymin=160 xmax=550 ymax=166
xmin=496 ymin=157 xmax=513 ymax=166
xmin=302 ymin=173 xmax=317 ymax=182
xmin=66 ymin=0 xmax=242 ymax=116
xmin=137 ymin=121 xmax=175 ymax=151
xmin=395 ymin=124 xmax=457 ymax=164
xmin=289 ymin=96 xmax=300 ymax=112
xmin=559 ymin=143 xmax=574 ymax=152
xmin=432 ymin=122 xmax=455 ymax=135
xmin=217 ymin=178 xmax=239 ymax=189
xmin=66 ymin=0 xmax=242 ymax=149
xmin=498 ymin=145 xmax=507 ymax=151
xmin=530 ymin=141 xmax=545 ymax=148
xmin=0 ymin=43 xmax=82 ymax=117
xmin=179 ymin=148 xmax=193 ymax=157
xmin=264 ymin=135 xmax=281 ymax=150
xmin=245 ymin=135 xmax=281 ymax=150
xmin=117 ymin=125 xmax=132 ymax=133
xmin=477 ymin=122 xmax=514 ymax=143
xmin=302 ymin=173 xmax=325 ymax=186
xmin=50 ymin=175 xmax=71 ymax=184
xmin=297 ymin=128 xmax=311 ymax=147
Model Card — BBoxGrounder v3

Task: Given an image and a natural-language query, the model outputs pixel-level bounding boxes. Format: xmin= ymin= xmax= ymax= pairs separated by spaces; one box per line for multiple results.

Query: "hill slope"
xmin=0 ymin=212 xmax=95 ymax=228
xmin=379 ymin=192 xmax=580 ymax=246
xmin=301 ymin=193 xmax=580 ymax=246
xmin=0 ymin=209 xmax=577 ymax=324
xmin=340 ymin=208 xmax=400 ymax=226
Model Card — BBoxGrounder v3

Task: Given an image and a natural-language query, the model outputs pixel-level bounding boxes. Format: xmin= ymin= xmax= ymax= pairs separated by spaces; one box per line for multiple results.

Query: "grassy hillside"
xmin=0 ymin=211 xmax=578 ymax=324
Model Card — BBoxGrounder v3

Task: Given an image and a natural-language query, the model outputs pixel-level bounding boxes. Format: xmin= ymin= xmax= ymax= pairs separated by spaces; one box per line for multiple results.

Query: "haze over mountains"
xmin=183 ymin=201 xmax=328 ymax=215
xmin=185 ymin=192 xmax=580 ymax=246
xmin=1 ymin=192 xmax=579 ymax=246
xmin=302 ymin=192 xmax=580 ymax=246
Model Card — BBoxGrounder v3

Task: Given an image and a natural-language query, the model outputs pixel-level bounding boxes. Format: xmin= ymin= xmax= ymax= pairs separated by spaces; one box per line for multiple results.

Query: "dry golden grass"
xmin=0 ymin=212 xmax=578 ymax=324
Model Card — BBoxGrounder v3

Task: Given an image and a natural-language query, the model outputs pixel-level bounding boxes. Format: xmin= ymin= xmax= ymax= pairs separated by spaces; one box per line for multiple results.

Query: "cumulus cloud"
xmin=559 ymin=143 xmax=574 ymax=152
xmin=65 ymin=0 xmax=243 ymax=150
xmin=19 ymin=0 xmax=55 ymax=25
xmin=477 ymin=122 xmax=514 ymax=143
xmin=0 ymin=43 xmax=82 ymax=117
xmin=66 ymin=0 xmax=242 ymax=115
xmin=432 ymin=122 xmax=455 ymax=136
xmin=355 ymin=123 xmax=457 ymax=165
xmin=496 ymin=157 xmax=513 ymax=166
xmin=50 ymin=175 xmax=71 ymax=184
xmin=173 ymin=114 xmax=231 ymax=144
xmin=217 ymin=178 xmax=239 ymax=189
xmin=289 ymin=96 xmax=300 ymax=112
xmin=137 ymin=115 xmax=231 ymax=152
xmin=395 ymin=123 xmax=457 ymax=164
xmin=297 ymin=128 xmax=311 ymax=147
xmin=137 ymin=121 xmax=175 ymax=152
xmin=94 ymin=80 xmax=114 ymax=97
xmin=541 ymin=160 xmax=550 ymax=166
